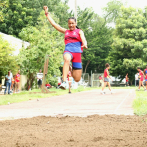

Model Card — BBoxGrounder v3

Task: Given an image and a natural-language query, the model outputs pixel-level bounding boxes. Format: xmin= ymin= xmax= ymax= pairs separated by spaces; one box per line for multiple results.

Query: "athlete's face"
xmin=137 ymin=69 xmax=140 ymax=72
xmin=68 ymin=19 xmax=77 ymax=31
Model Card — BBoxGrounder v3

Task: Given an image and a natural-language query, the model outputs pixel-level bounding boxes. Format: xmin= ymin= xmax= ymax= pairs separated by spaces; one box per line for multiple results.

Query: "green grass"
xmin=0 ymin=86 xmax=99 ymax=105
xmin=133 ymin=90 xmax=147 ymax=116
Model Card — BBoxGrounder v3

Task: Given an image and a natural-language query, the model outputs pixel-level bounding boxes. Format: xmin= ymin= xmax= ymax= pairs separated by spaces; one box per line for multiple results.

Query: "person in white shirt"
xmin=37 ymin=69 xmax=43 ymax=88
xmin=135 ymin=73 xmax=139 ymax=87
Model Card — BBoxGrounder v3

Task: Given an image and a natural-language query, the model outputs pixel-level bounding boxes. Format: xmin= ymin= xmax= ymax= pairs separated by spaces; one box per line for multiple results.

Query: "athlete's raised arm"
xmin=79 ymin=30 xmax=88 ymax=49
xmin=43 ymin=6 xmax=66 ymax=34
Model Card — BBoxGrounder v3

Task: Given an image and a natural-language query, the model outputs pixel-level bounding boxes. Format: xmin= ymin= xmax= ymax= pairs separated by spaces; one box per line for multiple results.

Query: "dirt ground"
xmin=0 ymin=115 xmax=147 ymax=147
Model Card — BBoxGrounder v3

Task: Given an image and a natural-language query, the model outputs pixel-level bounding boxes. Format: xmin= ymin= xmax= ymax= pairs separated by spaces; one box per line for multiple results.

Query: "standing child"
xmin=125 ymin=73 xmax=129 ymax=86
xmin=99 ymin=75 xmax=103 ymax=87
xmin=101 ymin=63 xmax=113 ymax=94
xmin=137 ymin=67 xmax=145 ymax=91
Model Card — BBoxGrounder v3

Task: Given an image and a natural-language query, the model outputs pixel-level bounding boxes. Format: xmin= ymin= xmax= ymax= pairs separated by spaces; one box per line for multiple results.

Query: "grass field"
xmin=0 ymin=86 xmax=99 ymax=106
xmin=133 ymin=90 xmax=147 ymax=116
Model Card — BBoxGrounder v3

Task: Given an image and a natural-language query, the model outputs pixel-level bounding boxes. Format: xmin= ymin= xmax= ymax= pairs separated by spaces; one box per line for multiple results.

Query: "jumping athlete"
xmin=144 ymin=65 xmax=147 ymax=91
xmin=101 ymin=63 xmax=113 ymax=94
xmin=43 ymin=6 xmax=87 ymax=90
xmin=137 ymin=67 xmax=145 ymax=91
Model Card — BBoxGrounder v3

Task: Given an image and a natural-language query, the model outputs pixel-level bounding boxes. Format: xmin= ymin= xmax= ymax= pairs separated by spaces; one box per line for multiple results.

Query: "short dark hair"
xmin=137 ymin=67 xmax=140 ymax=69
xmin=105 ymin=63 xmax=110 ymax=68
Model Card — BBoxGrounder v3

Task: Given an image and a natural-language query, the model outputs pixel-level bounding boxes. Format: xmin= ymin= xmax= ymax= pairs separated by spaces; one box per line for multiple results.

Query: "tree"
xmin=0 ymin=0 xmax=71 ymax=37
xmin=0 ymin=35 xmax=18 ymax=79
xmin=108 ymin=7 xmax=147 ymax=84
xmin=0 ymin=0 xmax=8 ymax=22
xmin=76 ymin=7 xmax=113 ymax=74
xmin=102 ymin=0 xmax=124 ymax=23
xmin=18 ymin=11 xmax=64 ymax=89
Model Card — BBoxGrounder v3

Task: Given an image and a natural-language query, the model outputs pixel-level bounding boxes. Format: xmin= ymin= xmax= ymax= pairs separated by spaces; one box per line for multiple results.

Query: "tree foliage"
xmin=18 ymin=11 xmax=64 ymax=88
xmin=102 ymin=0 xmax=124 ymax=23
xmin=108 ymin=7 xmax=147 ymax=83
xmin=0 ymin=35 xmax=18 ymax=79
xmin=76 ymin=7 xmax=113 ymax=74
xmin=0 ymin=0 xmax=71 ymax=37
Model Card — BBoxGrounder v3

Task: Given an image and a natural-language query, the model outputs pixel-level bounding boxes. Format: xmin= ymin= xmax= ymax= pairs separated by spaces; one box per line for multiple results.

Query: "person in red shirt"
xmin=144 ymin=65 xmax=147 ymax=91
xmin=101 ymin=63 xmax=113 ymax=94
xmin=125 ymin=73 xmax=129 ymax=86
xmin=43 ymin=6 xmax=87 ymax=90
xmin=45 ymin=83 xmax=52 ymax=89
xmin=15 ymin=70 xmax=20 ymax=92
xmin=99 ymin=75 xmax=103 ymax=87
xmin=137 ymin=67 xmax=145 ymax=91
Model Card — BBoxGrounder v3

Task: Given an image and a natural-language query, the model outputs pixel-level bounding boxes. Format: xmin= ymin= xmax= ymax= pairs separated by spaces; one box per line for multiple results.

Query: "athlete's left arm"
xmin=107 ymin=71 xmax=113 ymax=81
xmin=79 ymin=30 xmax=88 ymax=49
xmin=142 ymin=71 xmax=145 ymax=77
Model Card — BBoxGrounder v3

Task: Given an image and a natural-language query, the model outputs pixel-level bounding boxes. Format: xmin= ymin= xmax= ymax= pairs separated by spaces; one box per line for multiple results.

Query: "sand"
xmin=0 ymin=115 xmax=147 ymax=147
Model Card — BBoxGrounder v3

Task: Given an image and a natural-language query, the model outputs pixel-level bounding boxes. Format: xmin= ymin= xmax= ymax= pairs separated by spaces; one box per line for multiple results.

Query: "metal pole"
xmin=75 ymin=0 xmax=77 ymax=22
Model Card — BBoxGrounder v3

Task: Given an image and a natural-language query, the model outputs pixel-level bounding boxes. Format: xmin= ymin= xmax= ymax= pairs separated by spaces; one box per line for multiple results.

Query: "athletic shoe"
xmin=137 ymin=89 xmax=140 ymax=91
xmin=59 ymin=82 xmax=67 ymax=90
xmin=111 ymin=91 xmax=115 ymax=94
xmin=69 ymin=92 xmax=71 ymax=94
xmin=100 ymin=91 xmax=105 ymax=95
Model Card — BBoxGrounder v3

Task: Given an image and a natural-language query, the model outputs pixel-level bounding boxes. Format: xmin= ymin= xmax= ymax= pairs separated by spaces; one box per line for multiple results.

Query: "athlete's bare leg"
xmin=102 ymin=82 xmax=107 ymax=91
xmin=138 ymin=80 xmax=141 ymax=89
xmin=72 ymin=69 xmax=82 ymax=82
xmin=107 ymin=82 xmax=112 ymax=91
xmin=63 ymin=54 xmax=72 ymax=82
xmin=141 ymin=81 xmax=145 ymax=89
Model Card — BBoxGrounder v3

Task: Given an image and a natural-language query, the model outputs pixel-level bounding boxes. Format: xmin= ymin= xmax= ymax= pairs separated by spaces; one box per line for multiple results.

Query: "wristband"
xmin=45 ymin=12 xmax=49 ymax=16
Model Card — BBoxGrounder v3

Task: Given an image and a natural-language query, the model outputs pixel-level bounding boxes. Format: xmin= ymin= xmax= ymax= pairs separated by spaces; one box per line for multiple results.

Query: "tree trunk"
xmin=84 ymin=60 xmax=90 ymax=74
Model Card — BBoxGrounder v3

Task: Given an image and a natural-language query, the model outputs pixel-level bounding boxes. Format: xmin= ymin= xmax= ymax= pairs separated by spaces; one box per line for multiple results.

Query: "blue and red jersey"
xmin=64 ymin=29 xmax=83 ymax=53
xmin=145 ymin=69 xmax=147 ymax=74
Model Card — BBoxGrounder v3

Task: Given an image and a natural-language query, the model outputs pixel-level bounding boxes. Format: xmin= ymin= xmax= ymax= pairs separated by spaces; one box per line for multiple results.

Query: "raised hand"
xmin=43 ymin=6 xmax=48 ymax=13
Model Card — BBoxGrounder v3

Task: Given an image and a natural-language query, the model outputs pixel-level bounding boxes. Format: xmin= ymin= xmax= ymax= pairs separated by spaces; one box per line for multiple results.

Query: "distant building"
xmin=0 ymin=32 xmax=30 ymax=55
xmin=0 ymin=32 xmax=30 ymax=90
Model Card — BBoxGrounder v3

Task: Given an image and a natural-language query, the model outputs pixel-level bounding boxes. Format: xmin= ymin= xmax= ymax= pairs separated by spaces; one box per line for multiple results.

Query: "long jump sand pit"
xmin=0 ymin=115 xmax=147 ymax=147
xmin=0 ymin=89 xmax=147 ymax=147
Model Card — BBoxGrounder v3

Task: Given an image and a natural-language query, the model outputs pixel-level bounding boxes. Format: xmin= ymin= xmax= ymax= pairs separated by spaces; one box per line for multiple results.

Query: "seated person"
xmin=45 ymin=83 xmax=52 ymax=89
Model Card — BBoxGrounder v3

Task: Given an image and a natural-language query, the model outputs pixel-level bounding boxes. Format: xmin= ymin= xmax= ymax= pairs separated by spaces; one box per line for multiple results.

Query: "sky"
xmin=67 ymin=0 xmax=147 ymax=17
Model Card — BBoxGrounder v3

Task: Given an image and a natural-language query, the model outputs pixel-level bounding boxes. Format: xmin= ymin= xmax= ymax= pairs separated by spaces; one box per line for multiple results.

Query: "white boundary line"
xmin=114 ymin=90 xmax=133 ymax=114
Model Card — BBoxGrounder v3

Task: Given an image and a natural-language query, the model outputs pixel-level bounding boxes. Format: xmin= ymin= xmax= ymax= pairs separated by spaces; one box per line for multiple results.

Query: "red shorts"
xmin=63 ymin=51 xmax=82 ymax=69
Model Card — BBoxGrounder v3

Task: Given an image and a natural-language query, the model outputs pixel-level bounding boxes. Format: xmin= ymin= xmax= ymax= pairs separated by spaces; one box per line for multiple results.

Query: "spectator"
xmin=37 ymin=69 xmax=43 ymax=88
xmin=125 ymin=73 xmax=129 ymax=86
xmin=12 ymin=75 xmax=16 ymax=93
xmin=4 ymin=71 xmax=12 ymax=95
xmin=135 ymin=73 xmax=139 ymax=87
xmin=99 ymin=75 xmax=103 ymax=87
xmin=45 ymin=83 xmax=52 ymax=89
xmin=10 ymin=70 xmax=13 ymax=93
xmin=15 ymin=70 xmax=20 ymax=92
